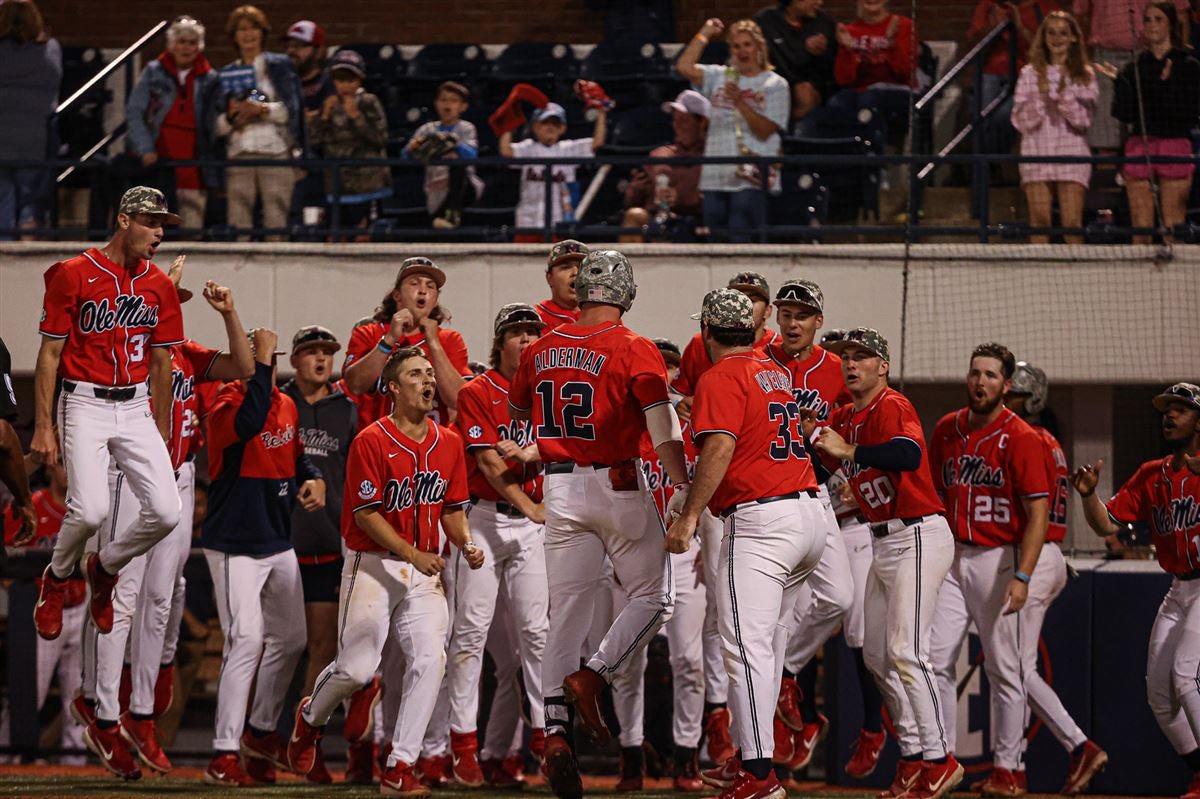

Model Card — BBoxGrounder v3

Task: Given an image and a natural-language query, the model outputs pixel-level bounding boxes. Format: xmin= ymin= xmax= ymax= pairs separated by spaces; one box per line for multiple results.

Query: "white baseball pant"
xmin=1146 ymin=576 xmax=1200 ymax=754
xmin=305 ymin=551 xmax=448 ymax=767
xmin=0 ymin=603 xmax=87 ymax=755
xmin=719 ymin=495 xmax=826 ymax=762
xmin=698 ymin=510 xmax=728 ymax=705
xmin=1021 ymin=542 xmax=1087 ymax=752
xmin=52 ymin=387 xmax=181 ymax=579
xmin=930 ymin=544 xmax=1027 ymax=771
xmin=587 ymin=564 xmax=646 ymax=748
xmin=667 ymin=548 xmax=707 ymax=748
xmin=479 ymin=594 xmax=526 ymax=761
xmin=863 ymin=515 xmax=954 ymax=760
xmin=841 ymin=518 xmax=874 ymax=649
xmin=448 ymin=503 xmax=548 ymax=735
xmin=541 ymin=465 xmax=674 ymax=738
xmin=205 ymin=548 xmax=306 ymax=752
xmin=785 ymin=487 xmax=854 ymax=672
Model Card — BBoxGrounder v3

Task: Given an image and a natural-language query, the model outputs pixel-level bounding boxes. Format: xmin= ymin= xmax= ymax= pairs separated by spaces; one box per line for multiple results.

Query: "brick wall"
xmin=37 ymin=0 xmax=973 ymax=66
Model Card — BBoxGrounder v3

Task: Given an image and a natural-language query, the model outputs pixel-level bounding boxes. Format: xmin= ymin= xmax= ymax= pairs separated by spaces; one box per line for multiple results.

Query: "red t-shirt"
xmin=456 ymin=369 xmax=542 ymax=503
xmin=509 ymin=321 xmax=669 ymax=466
xmin=1107 ymin=457 xmax=1200 ymax=577
xmin=930 ymin=408 xmax=1051 ymax=547
xmin=40 ymin=248 xmax=185 ymax=386
xmin=834 ymin=14 xmax=919 ymax=91
xmin=639 ymin=422 xmax=698 ymax=522
xmin=1034 ymin=425 xmax=1069 ymax=543
xmin=824 ymin=387 xmax=944 ymax=523
xmin=342 ymin=416 xmax=470 ymax=554
xmin=342 ymin=319 xmax=470 ymax=430
xmin=535 ymin=299 xmax=581 ymax=331
xmin=671 ymin=329 xmax=781 ymax=397
xmin=207 ymin=384 xmax=304 ymax=482
xmin=765 ymin=343 xmax=852 ymax=424
xmin=167 ymin=339 xmax=220 ymax=470
xmin=690 ymin=352 xmax=818 ymax=515
xmin=4 ymin=489 xmax=86 ymax=605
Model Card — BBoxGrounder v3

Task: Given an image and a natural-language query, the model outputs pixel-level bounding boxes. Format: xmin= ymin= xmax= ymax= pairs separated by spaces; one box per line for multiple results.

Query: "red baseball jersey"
xmin=4 ymin=489 xmax=86 ymax=605
xmin=671 ymin=329 xmax=781 ymax=397
xmin=1034 ymin=425 xmax=1069 ymax=543
xmin=690 ymin=352 xmax=818 ymax=516
xmin=535 ymin=299 xmax=581 ymax=331
xmin=765 ymin=343 xmax=852 ymax=424
xmin=167 ymin=340 xmax=221 ymax=470
xmin=342 ymin=319 xmax=470 ymax=430
xmin=1107 ymin=457 xmax=1200 ymax=577
xmin=639 ymin=422 xmax=698 ymax=521
xmin=342 ymin=416 xmax=470 ymax=554
xmin=825 ymin=387 xmax=944 ymax=524
xmin=930 ymin=408 xmax=1051 ymax=547
xmin=39 ymin=248 xmax=185 ymax=386
xmin=456 ymin=369 xmax=542 ymax=503
xmin=509 ymin=321 xmax=670 ymax=466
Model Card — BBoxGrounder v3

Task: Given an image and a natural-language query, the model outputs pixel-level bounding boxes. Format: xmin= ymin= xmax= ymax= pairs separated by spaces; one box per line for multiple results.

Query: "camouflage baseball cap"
xmin=548 ymin=239 xmax=589 ymax=271
xmin=691 ymin=288 xmax=754 ymax=330
xmin=823 ymin=327 xmax=890 ymax=362
xmin=493 ymin=302 xmax=545 ymax=336
xmin=1153 ymin=382 xmax=1200 ymax=412
xmin=118 ymin=186 xmax=181 ymax=224
xmin=396 ymin=256 xmax=446 ymax=289
xmin=774 ymin=279 xmax=824 ymax=312
xmin=820 ymin=328 xmax=847 ymax=345
xmin=651 ymin=337 xmax=682 ymax=365
xmin=291 ymin=325 xmax=341 ymax=356
xmin=727 ymin=271 xmax=770 ymax=303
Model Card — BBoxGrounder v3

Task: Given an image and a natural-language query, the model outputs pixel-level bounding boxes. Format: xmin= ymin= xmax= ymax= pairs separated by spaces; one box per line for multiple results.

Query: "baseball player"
xmin=341 ymin=257 xmax=471 ymax=430
xmin=446 ymin=303 xmax=549 ymax=786
xmin=1070 ymin=383 xmax=1200 ymax=799
xmin=763 ymin=280 xmax=855 ymax=771
xmin=201 ymin=329 xmax=326 ymax=786
xmin=811 ymin=328 xmax=961 ymax=799
xmin=664 ymin=288 xmax=826 ymax=799
xmin=536 ymin=240 xmax=587 ymax=330
xmin=287 ymin=346 xmax=485 ymax=798
xmin=1006 ymin=362 xmax=1108 ymax=794
xmin=0 ymin=336 xmax=36 ymax=547
xmin=31 ymin=186 xmax=185 ymax=645
xmin=507 ymin=249 xmax=688 ymax=799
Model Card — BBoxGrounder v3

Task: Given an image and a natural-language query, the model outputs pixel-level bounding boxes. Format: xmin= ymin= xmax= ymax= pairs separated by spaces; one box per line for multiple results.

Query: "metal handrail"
xmin=57 ymin=122 xmax=126 ymax=183
xmin=914 ymin=20 xmax=1013 ymax=112
xmin=55 ymin=19 xmax=167 ymax=116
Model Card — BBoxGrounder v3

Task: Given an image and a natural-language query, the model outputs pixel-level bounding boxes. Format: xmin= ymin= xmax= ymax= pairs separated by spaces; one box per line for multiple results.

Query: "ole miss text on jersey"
xmin=168 ymin=340 xmax=221 ymax=470
xmin=640 ymin=423 xmax=698 ymax=522
xmin=456 ymin=369 xmax=542 ymax=502
xmin=1107 ymin=458 xmax=1200 ymax=578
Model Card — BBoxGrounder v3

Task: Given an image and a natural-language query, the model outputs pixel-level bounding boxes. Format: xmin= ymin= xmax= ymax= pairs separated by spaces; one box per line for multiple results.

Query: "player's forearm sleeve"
xmin=233 ymin=362 xmax=274 ymax=441
xmin=853 ymin=438 xmax=922 ymax=472
xmin=646 ymin=402 xmax=683 ymax=449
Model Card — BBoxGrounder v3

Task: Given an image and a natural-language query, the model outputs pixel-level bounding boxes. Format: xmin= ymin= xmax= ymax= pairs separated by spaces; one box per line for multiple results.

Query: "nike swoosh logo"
xmin=854 ymin=544 xmax=870 ymax=553
xmin=389 ymin=452 xmax=401 ymax=458
xmin=800 ymin=730 xmax=818 ymax=748
xmin=88 ymin=277 xmax=100 ymax=283
xmin=35 ymin=596 xmax=47 ymax=609
xmin=925 ymin=771 xmax=950 ymax=792
xmin=95 ymin=736 xmax=114 ymax=760
xmin=492 ymin=399 xmax=504 ymax=405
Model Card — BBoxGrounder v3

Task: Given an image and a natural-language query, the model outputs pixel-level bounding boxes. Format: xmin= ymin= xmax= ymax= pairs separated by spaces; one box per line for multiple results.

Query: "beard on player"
xmin=1162 ymin=404 xmax=1200 ymax=449
xmin=967 ymin=383 xmax=1004 ymax=416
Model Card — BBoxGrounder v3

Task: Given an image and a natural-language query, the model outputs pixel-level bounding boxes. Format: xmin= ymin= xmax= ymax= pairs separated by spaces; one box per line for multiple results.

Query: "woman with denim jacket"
xmin=126 ymin=16 xmax=217 ymax=231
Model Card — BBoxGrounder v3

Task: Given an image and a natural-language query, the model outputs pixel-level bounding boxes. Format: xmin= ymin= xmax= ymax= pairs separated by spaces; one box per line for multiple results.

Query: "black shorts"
xmin=299 ymin=557 xmax=343 ymax=604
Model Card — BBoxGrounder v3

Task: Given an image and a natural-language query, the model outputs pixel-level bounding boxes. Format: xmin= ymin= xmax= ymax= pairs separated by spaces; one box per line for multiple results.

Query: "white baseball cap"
xmin=532 ymin=103 xmax=567 ymax=123
xmin=662 ymin=89 xmax=711 ymax=119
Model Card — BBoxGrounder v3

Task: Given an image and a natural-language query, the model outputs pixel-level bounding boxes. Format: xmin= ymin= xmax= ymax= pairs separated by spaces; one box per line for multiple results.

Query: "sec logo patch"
xmin=468 ymin=425 xmax=483 ymax=439
xmin=357 ymin=480 xmax=377 ymax=500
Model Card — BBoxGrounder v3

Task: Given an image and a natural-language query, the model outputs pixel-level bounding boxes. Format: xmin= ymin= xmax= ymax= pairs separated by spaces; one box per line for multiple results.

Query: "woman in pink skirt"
xmin=1012 ymin=11 xmax=1098 ymax=243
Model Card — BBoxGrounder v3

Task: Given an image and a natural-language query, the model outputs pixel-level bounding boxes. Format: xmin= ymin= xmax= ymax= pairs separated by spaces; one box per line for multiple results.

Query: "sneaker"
xmin=415 ymin=753 xmax=451 ymax=788
xmin=701 ymin=754 xmax=742 ymax=789
xmin=70 ymin=693 xmax=96 ymax=729
xmin=776 ymin=678 xmax=804 ymax=731
xmin=562 ymin=667 xmax=612 ymax=746
xmin=286 ymin=698 xmax=323 ymax=775
xmin=204 ymin=752 xmax=253 ymax=786
xmin=674 ymin=747 xmax=703 ymax=792
xmin=615 ymin=745 xmax=644 ymax=792
xmin=543 ymin=733 xmax=583 ymax=799
xmin=84 ymin=720 xmax=142 ymax=780
xmin=154 ymin=663 xmax=176 ymax=716
xmin=1062 ymin=741 xmax=1107 ymax=795
xmin=704 ymin=707 xmax=736 ymax=765
xmin=719 ymin=770 xmax=786 ymax=799
xmin=501 ymin=753 xmax=527 ymax=785
xmin=878 ymin=758 xmax=923 ymax=798
xmin=786 ymin=713 xmax=828 ymax=771
xmin=382 ymin=760 xmax=433 ymax=798
xmin=305 ymin=745 xmax=333 ymax=785
xmin=977 ymin=766 xmax=1026 ymax=797
xmin=344 ymin=676 xmax=381 ymax=743
xmin=85 ymin=553 xmax=119 ymax=634
xmin=909 ymin=755 xmax=964 ymax=799
xmin=771 ymin=716 xmax=794 ymax=765
xmin=845 ymin=728 xmax=887 ymax=779
xmin=244 ymin=756 xmax=277 ymax=784
xmin=482 ymin=755 xmax=525 ymax=788
xmin=119 ymin=713 xmax=171 ymax=773
xmin=240 ymin=729 xmax=289 ymax=770
xmin=33 ymin=565 xmax=68 ymax=640
xmin=451 ymin=730 xmax=485 ymax=787
xmin=346 ymin=739 xmax=378 ymax=784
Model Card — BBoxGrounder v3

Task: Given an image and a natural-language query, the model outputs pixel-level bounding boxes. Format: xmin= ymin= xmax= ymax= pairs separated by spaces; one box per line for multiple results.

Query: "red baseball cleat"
xmin=674 ymin=748 xmax=704 ymax=792
xmin=718 ymin=770 xmax=786 ymax=799
xmin=977 ymin=766 xmax=1026 ymax=797
xmin=154 ymin=662 xmax=176 ymax=716
xmin=543 ymin=733 xmax=583 ymax=799
xmin=84 ymin=720 xmax=142 ymax=780
xmin=451 ymin=729 xmax=485 ymax=787
xmin=878 ymin=758 xmax=923 ymax=798
xmin=1062 ymin=740 xmax=1108 ymax=795
xmin=786 ymin=713 xmax=828 ymax=770
xmin=70 ymin=693 xmax=96 ymax=728
xmin=704 ymin=707 xmax=736 ymax=765
xmin=845 ymin=728 xmax=887 ymax=779
xmin=119 ymin=713 xmax=171 ymax=773
xmin=240 ymin=729 xmax=289 ymax=770
xmin=1182 ymin=771 xmax=1200 ymax=799
xmin=33 ymin=565 xmax=68 ymax=640
xmin=382 ymin=760 xmax=434 ymax=798
xmin=344 ymin=676 xmax=381 ymax=743
xmin=204 ymin=752 xmax=253 ymax=786
xmin=908 ymin=755 xmax=964 ymax=799
xmin=305 ymin=745 xmax=333 ymax=785
xmin=615 ymin=747 xmax=644 ymax=792
xmin=771 ymin=715 xmax=794 ymax=765
xmin=415 ymin=753 xmax=451 ymax=787
xmin=286 ymin=698 xmax=323 ymax=776
xmin=562 ymin=667 xmax=613 ymax=746
xmin=482 ymin=755 xmax=524 ymax=788
xmin=531 ymin=727 xmax=546 ymax=763
xmin=776 ymin=678 xmax=804 ymax=731
xmin=701 ymin=754 xmax=742 ymax=789
xmin=345 ymin=739 xmax=378 ymax=784
xmin=85 ymin=553 xmax=118 ymax=634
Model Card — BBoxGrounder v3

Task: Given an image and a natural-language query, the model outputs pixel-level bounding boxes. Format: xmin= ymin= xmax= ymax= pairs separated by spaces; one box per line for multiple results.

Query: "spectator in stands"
xmin=284 ymin=20 xmax=331 ymax=116
xmin=499 ymin=100 xmax=607 ymax=242
xmin=1012 ymin=10 xmax=1098 ymax=243
xmin=754 ymin=0 xmax=839 ymax=123
xmin=213 ymin=5 xmax=304 ymax=240
xmin=0 ymin=0 xmax=61 ymax=239
xmin=620 ymin=89 xmax=709 ymax=242
xmin=1112 ymin=2 xmax=1200 ymax=243
xmin=676 ymin=17 xmax=789 ymax=243
xmin=125 ymin=15 xmax=216 ymax=231
xmin=828 ymin=0 xmax=919 ymax=144
xmin=308 ymin=49 xmax=390 ymax=238
xmin=405 ymin=80 xmax=483 ymax=230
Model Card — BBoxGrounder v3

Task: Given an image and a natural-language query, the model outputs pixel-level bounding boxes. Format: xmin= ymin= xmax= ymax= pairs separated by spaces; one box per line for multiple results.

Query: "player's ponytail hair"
xmin=1028 ymin=11 xmax=1092 ymax=94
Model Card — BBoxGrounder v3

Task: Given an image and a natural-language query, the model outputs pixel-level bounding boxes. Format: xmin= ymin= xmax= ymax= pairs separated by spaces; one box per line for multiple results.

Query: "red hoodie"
xmin=834 ymin=14 xmax=919 ymax=91
xmin=156 ymin=51 xmax=212 ymax=190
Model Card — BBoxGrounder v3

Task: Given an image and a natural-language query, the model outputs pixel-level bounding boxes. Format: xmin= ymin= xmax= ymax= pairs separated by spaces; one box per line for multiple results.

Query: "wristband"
xmin=674 ymin=481 xmax=691 ymax=491
xmin=693 ymin=33 xmax=709 ymax=44
xmin=1014 ymin=570 xmax=1031 ymax=584
xmin=377 ymin=338 xmax=394 ymax=355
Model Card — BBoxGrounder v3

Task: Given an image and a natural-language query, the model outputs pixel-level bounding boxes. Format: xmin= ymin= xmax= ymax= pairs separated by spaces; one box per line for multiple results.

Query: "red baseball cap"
xmin=284 ymin=20 xmax=326 ymax=49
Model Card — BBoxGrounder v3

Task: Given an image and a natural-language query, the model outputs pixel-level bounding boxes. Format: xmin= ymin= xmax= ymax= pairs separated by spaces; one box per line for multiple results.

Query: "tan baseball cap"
xmin=118 ymin=186 xmax=181 ymax=225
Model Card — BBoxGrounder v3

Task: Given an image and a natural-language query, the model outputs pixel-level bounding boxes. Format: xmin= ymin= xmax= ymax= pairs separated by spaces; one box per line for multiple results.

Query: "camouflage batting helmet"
xmin=574 ymin=249 xmax=636 ymax=312
xmin=1009 ymin=361 xmax=1049 ymax=415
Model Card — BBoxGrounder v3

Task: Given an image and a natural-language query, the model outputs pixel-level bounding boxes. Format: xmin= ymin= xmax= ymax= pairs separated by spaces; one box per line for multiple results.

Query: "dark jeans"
xmin=703 ymin=189 xmax=766 ymax=242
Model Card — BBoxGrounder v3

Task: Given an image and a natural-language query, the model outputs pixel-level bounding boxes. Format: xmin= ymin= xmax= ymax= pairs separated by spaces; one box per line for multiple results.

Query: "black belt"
xmin=719 ymin=490 xmax=817 ymax=519
xmin=62 ymin=380 xmax=139 ymax=401
xmin=544 ymin=460 xmax=611 ymax=475
xmin=1179 ymin=570 xmax=1200 ymax=581
xmin=474 ymin=499 xmax=526 ymax=519
xmin=870 ymin=516 xmax=924 ymax=538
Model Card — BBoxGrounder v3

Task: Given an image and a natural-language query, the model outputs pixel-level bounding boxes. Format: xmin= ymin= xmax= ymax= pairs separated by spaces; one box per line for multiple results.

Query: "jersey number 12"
xmin=535 ymin=380 xmax=596 ymax=440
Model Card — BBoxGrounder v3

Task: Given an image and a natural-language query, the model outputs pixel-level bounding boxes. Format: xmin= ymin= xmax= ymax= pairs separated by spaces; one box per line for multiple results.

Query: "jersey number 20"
xmin=535 ymin=380 xmax=595 ymax=440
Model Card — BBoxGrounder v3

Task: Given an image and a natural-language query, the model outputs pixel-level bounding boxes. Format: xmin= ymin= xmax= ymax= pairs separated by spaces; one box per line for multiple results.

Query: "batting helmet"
xmin=1010 ymin=361 xmax=1049 ymax=415
xmin=574 ymin=249 xmax=636 ymax=312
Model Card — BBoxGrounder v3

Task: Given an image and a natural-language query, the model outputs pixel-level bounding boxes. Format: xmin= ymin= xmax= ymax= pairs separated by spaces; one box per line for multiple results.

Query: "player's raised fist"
xmin=411 ymin=550 xmax=445 ymax=576
xmin=1069 ymin=459 xmax=1103 ymax=495
xmin=700 ymin=18 xmax=725 ymax=38
xmin=202 ymin=280 xmax=236 ymax=313
xmin=390 ymin=309 xmax=415 ymax=341
xmin=251 ymin=328 xmax=278 ymax=364
xmin=298 ymin=479 xmax=326 ymax=512
xmin=815 ymin=426 xmax=853 ymax=460
xmin=462 ymin=542 xmax=485 ymax=570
